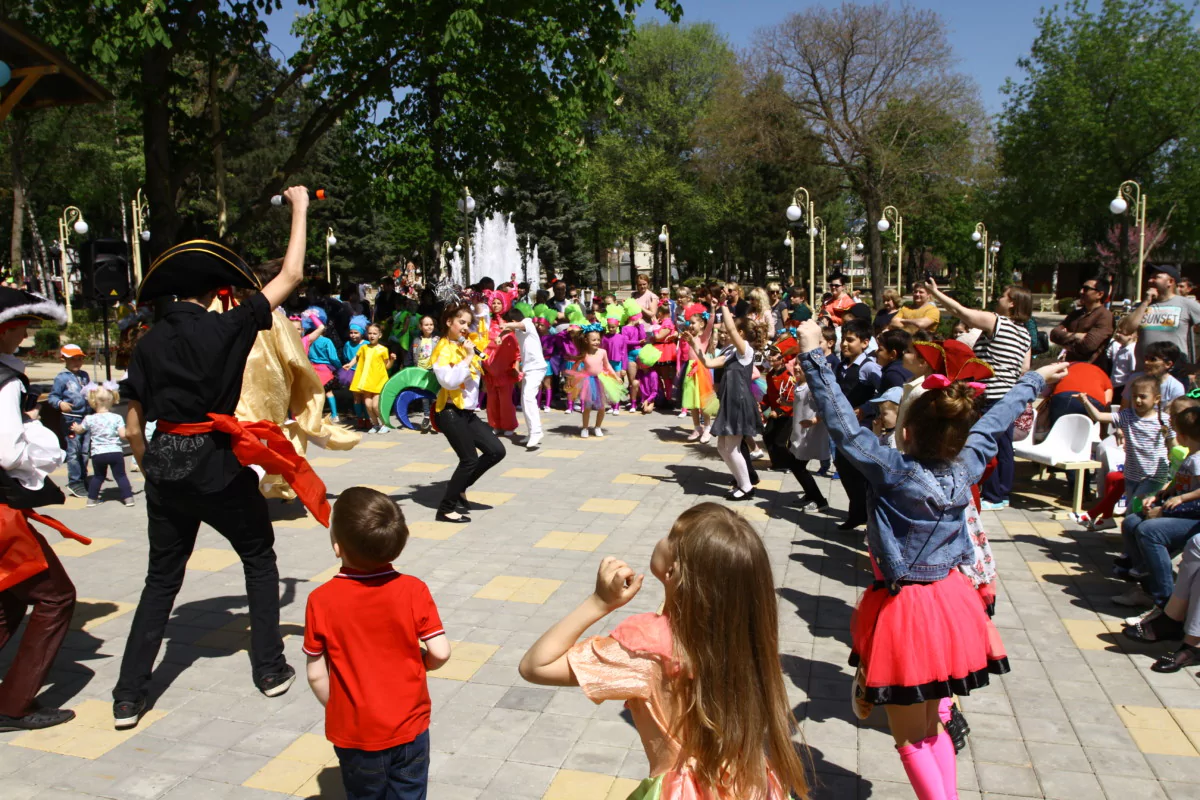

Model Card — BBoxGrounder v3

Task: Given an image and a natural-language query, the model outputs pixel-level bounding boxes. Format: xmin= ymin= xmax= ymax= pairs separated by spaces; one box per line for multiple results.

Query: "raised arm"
xmin=924 ymin=277 xmax=997 ymax=335
xmin=261 ymin=186 xmax=310 ymax=311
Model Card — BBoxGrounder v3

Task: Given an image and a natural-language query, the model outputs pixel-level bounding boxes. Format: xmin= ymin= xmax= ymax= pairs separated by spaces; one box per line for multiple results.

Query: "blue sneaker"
xmin=980 ymin=500 xmax=1009 ymax=511
xmin=830 ymin=472 xmax=840 ymax=480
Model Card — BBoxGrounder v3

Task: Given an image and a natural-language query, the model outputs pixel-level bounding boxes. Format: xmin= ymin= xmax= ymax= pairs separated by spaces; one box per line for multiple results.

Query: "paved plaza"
xmin=3 ymin=406 xmax=1200 ymax=800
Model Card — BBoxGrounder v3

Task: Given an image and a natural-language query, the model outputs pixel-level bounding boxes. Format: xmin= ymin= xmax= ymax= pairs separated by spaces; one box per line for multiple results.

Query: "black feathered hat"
xmin=0 ymin=287 xmax=66 ymax=330
xmin=137 ymin=240 xmax=261 ymax=302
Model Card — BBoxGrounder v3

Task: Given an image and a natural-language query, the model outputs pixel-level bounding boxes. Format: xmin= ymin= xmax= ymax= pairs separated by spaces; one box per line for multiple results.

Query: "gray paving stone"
xmin=975 ymin=763 xmax=1043 ymax=797
xmin=481 ymin=761 xmax=558 ymax=799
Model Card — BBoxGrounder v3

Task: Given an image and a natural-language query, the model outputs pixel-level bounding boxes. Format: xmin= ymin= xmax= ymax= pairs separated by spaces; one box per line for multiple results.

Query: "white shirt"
xmin=1107 ymin=339 xmax=1137 ymax=387
xmin=0 ymin=354 xmax=65 ymax=488
xmin=515 ymin=318 xmax=546 ymax=372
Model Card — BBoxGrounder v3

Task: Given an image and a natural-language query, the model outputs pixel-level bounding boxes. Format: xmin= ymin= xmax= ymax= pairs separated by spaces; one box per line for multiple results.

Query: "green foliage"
xmin=33 ymin=329 xmax=60 ymax=353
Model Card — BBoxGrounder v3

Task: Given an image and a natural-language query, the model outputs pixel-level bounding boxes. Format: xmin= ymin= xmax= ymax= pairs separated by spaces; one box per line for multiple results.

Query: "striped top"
xmin=1118 ymin=407 xmax=1172 ymax=484
xmin=973 ymin=316 xmax=1031 ymax=403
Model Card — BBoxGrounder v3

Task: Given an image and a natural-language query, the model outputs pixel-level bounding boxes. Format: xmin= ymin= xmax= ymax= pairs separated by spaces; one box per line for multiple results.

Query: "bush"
xmin=34 ymin=329 xmax=60 ymax=352
xmin=1056 ymin=297 xmax=1076 ymax=314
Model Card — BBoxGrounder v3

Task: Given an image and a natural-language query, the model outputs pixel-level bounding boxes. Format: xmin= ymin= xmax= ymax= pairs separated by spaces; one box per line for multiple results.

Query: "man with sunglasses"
xmin=820 ymin=274 xmax=856 ymax=326
xmin=1050 ymin=275 xmax=1114 ymax=365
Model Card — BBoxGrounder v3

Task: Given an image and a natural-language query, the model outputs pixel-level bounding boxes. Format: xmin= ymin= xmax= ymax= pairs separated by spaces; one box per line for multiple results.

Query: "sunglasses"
xmin=829 ymin=283 xmax=843 ymax=288
xmin=1080 ymin=284 xmax=1100 ymax=292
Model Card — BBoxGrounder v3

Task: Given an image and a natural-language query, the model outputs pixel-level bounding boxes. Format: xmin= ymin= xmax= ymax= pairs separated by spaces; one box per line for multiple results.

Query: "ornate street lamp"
xmin=1110 ymin=180 xmax=1148 ymax=301
xmin=325 ymin=228 xmax=337 ymax=283
xmin=58 ymin=206 xmax=87 ymax=323
xmin=878 ymin=205 xmax=904 ymax=290
xmin=130 ymin=188 xmax=149 ymax=287
xmin=456 ymin=187 xmax=475 ymax=283
xmin=972 ymin=223 xmax=989 ymax=305
xmin=786 ymin=187 xmax=818 ymax=300
xmin=658 ymin=224 xmax=672 ymax=292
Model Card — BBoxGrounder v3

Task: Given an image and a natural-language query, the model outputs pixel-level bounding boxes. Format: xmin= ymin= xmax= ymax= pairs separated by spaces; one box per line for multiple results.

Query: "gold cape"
xmin=224 ymin=304 xmax=361 ymax=499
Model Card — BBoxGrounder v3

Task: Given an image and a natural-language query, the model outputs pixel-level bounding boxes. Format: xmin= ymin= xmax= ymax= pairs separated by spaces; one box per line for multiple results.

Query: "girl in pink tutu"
xmin=565 ymin=324 xmax=627 ymax=438
xmin=519 ymin=503 xmax=809 ymax=800
xmin=793 ymin=319 xmax=1068 ymax=800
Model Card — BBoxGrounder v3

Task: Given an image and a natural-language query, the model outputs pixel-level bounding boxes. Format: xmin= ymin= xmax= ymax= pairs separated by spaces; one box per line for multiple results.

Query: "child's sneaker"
xmin=594 ymin=427 xmax=604 ymax=438
xmin=1068 ymin=510 xmax=1092 ymax=527
xmin=86 ymin=498 xmax=99 ymax=508
xmin=749 ymin=449 xmax=766 ymax=461
xmin=1112 ymin=587 xmax=1155 ymax=607
xmin=699 ymin=427 xmax=713 ymax=444
xmin=369 ymin=425 xmax=380 ymax=435
xmin=979 ymin=500 xmax=1009 ymax=511
xmin=612 ymin=406 xmax=620 ymax=416
xmin=377 ymin=425 xmax=391 ymax=435
xmin=580 ymin=427 xmax=589 ymax=439
xmin=329 ymin=415 xmax=340 ymax=424
xmin=123 ymin=498 xmax=135 ymax=508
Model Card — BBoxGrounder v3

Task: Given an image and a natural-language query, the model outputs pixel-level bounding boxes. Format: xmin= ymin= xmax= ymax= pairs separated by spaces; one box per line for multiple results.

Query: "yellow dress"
xmin=229 ymin=306 xmax=361 ymax=500
xmin=351 ymin=343 xmax=391 ymax=394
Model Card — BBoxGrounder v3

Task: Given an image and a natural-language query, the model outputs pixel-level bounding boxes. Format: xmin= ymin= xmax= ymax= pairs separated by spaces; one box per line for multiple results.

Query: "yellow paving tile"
xmin=579 ymin=498 xmax=638 ymax=515
xmin=1119 ymin=705 xmax=1180 ymax=730
xmin=1026 ymin=561 xmax=1087 ymax=582
xmin=612 ymin=473 xmax=659 ymax=485
xmin=9 ymin=699 xmax=166 ymax=759
xmin=61 ymin=495 xmax=88 ymax=510
xmin=474 ymin=575 xmax=563 ymax=604
xmin=1001 ymin=520 xmax=1037 ymax=535
xmin=52 ymin=536 xmax=121 ymax=558
xmin=353 ymin=440 xmax=401 ymax=449
xmin=187 ymin=548 xmax=242 ymax=572
xmin=540 ymin=450 xmax=584 ymax=459
xmin=464 ymin=491 xmax=515 ymax=506
xmin=1172 ymin=708 xmax=1200 ymax=733
xmin=278 ymin=732 xmax=338 ymax=765
xmin=1033 ymin=521 xmax=1069 ymax=536
xmin=243 ymin=758 xmax=323 ymax=794
xmin=409 ymin=521 xmax=466 ymax=540
xmin=740 ymin=506 xmax=770 ymax=522
xmin=544 ymin=769 xmax=620 ymax=800
xmin=71 ymin=598 xmax=135 ymax=631
xmin=639 ymin=453 xmax=683 ymax=463
xmin=535 ymin=532 xmax=608 ymax=552
xmin=1129 ymin=727 xmax=1200 ymax=757
xmin=503 ymin=468 xmax=553 ymax=479
xmin=1062 ymin=619 xmax=1112 ymax=651
xmin=294 ymin=767 xmax=342 ymax=798
xmin=309 ymin=564 xmax=340 ymax=583
xmin=607 ymin=779 xmax=642 ymax=800
xmin=756 ymin=479 xmax=782 ymax=491
xmin=395 ymin=462 xmax=452 ymax=473
xmin=308 ymin=457 xmax=351 ymax=467
xmin=429 ymin=640 xmax=500 ymax=681
xmin=600 ymin=420 xmax=630 ymax=428
xmin=50 ymin=466 xmax=67 ymax=478
xmin=275 ymin=515 xmax=321 ymax=529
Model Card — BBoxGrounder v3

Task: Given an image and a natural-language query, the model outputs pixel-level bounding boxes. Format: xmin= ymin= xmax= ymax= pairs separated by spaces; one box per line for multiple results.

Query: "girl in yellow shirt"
xmin=350 ymin=323 xmax=395 ymax=433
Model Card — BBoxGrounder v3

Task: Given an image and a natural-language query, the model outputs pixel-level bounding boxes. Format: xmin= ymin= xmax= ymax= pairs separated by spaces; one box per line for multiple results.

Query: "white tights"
xmin=717 ymin=435 xmax=753 ymax=492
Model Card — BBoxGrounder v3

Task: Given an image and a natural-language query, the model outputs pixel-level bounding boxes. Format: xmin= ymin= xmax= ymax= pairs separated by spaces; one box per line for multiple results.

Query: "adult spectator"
xmin=724 ymin=282 xmax=749 ymax=317
xmin=632 ymin=273 xmax=658 ymax=322
xmin=874 ymin=289 xmax=901 ymax=333
xmin=888 ymin=283 xmax=940 ymax=334
xmin=549 ymin=281 xmax=570 ymax=316
xmin=784 ymin=289 xmax=812 ymax=325
xmin=1180 ymin=277 xmax=1195 ymax=297
xmin=1045 ymin=361 xmax=1112 ymax=427
xmin=1120 ymin=264 xmax=1200 ymax=367
xmin=1049 ymin=275 xmax=1114 ymax=364
xmin=820 ymin=274 xmax=855 ymax=326
xmin=746 ymin=287 xmax=775 ymax=339
xmin=926 ymin=278 xmax=1033 ymax=511
xmin=767 ymin=282 xmax=787 ymax=330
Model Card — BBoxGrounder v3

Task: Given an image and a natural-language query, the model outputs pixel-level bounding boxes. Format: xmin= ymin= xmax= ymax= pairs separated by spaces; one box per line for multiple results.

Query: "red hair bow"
xmin=922 ymin=373 xmax=987 ymax=397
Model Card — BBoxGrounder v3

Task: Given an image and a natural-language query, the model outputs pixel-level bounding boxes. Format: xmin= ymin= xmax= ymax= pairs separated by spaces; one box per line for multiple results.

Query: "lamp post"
xmin=58 ymin=206 xmax=87 ymax=324
xmin=706 ymin=248 xmax=713 ymax=280
xmin=786 ymin=187 xmax=817 ymax=300
xmin=989 ymin=241 xmax=1002 ymax=298
xmin=784 ymin=230 xmax=796 ymax=285
xmin=1110 ymin=180 xmax=1148 ymax=301
xmin=815 ymin=220 xmax=828 ymax=289
xmin=325 ymin=228 xmax=337 ymax=284
xmin=438 ymin=240 xmax=454 ymax=281
xmin=878 ymin=205 xmax=904 ymax=291
xmin=839 ymin=236 xmax=864 ymax=292
xmin=130 ymin=188 xmax=149 ymax=287
xmin=456 ymin=187 xmax=475 ymax=283
xmin=971 ymin=223 xmax=989 ymax=306
xmin=657 ymin=224 xmax=672 ymax=293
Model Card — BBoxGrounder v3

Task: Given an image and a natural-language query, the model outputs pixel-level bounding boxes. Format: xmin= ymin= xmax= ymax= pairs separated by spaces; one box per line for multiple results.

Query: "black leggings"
xmin=89 ymin=452 xmax=133 ymax=500
xmin=789 ymin=459 xmax=827 ymax=506
xmin=436 ymin=406 xmax=506 ymax=514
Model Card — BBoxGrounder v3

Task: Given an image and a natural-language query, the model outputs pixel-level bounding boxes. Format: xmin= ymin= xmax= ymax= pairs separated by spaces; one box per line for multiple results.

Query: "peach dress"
xmin=567 ymin=612 xmax=785 ymax=800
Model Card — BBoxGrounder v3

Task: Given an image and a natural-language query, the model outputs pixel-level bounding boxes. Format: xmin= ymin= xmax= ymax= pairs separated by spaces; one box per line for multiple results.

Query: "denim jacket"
xmin=800 ymin=348 xmax=1045 ymax=586
xmin=48 ymin=369 xmax=91 ymax=421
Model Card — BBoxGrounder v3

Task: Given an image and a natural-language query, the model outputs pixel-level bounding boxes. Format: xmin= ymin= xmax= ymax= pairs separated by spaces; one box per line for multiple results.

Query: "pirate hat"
xmin=137 ymin=240 xmax=260 ymax=302
xmin=0 ymin=287 xmax=66 ymax=330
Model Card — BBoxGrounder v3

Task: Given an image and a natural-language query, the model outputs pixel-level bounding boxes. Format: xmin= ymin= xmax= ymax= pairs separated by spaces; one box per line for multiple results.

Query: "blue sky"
xmin=264 ymin=0 xmax=1047 ymax=114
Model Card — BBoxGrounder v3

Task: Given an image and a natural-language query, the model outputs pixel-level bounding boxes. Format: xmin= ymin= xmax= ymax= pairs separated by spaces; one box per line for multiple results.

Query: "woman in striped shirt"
xmin=925 ymin=279 xmax=1033 ymax=510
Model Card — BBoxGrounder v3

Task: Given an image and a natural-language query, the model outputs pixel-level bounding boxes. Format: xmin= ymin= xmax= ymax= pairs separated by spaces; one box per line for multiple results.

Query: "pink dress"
xmin=568 ymin=613 xmax=786 ymax=800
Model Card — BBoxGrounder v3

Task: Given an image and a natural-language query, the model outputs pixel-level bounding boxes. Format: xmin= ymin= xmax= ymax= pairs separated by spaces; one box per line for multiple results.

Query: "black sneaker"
xmin=67 ymin=483 xmax=88 ymax=498
xmin=256 ymin=664 xmax=296 ymax=698
xmin=113 ymin=698 xmax=145 ymax=730
xmin=0 ymin=707 xmax=75 ymax=732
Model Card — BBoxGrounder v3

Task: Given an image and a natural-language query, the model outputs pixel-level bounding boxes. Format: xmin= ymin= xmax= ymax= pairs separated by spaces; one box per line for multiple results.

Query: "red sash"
xmin=157 ymin=415 xmax=331 ymax=526
xmin=0 ymin=505 xmax=89 ymax=593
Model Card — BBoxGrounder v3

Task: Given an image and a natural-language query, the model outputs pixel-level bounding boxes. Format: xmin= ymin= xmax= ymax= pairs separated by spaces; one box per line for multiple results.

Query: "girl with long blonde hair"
xmin=520 ymin=503 xmax=809 ymax=799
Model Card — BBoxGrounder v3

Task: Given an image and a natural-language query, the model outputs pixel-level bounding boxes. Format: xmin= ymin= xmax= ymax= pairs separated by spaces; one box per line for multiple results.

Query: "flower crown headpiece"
xmin=580 ymin=322 xmax=604 ymax=334
xmin=82 ymin=380 xmax=120 ymax=395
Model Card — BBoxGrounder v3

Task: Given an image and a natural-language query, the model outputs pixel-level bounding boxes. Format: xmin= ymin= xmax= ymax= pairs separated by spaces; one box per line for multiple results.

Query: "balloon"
xmin=0 ymin=62 xmax=10 ymax=89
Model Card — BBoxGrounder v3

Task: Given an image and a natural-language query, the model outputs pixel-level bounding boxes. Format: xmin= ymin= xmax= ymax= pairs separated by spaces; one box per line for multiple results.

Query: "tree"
xmin=995 ymin=0 xmax=1200 ymax=297
xmin=753 ymin=2 xmax=985 ymax=305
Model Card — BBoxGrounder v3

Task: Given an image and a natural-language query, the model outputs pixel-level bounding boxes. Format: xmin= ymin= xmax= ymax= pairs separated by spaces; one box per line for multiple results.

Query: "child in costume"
xmin=644 ymin=305 xmax=679 ymax=413
xmin=302 ymin=310 xmax=343 ymax=424
xmin=350 ymin=322 xmax=396 ymax=434
xmin=622 ymin=299 xmax=650 ymax=413
xmin=388 ymin=300 xmax=422 ymax=367
xmin=519 ymin=503 xmax=809 ymax=800
xmin=342 ymin=318 xmax=369 ymax=429
xmin=601 ymin=315 xmax=629 ymax=416
xmin=411 ymin=316 xmax=440 ymax=432
xmin=72 ymin=383 xmax=133 ymax=508
xmin=559 ymin=324 xmax=582 ymax=414
xmin=678 ymin=303 xmax=718 ymax=442
xmin=501 ymin=308 xmax=547 ymax=450
xmin=536 ymin=317 xmax=558 ymax=412
xmin=484 ymin=316 xmax=521 ymax=437
xmin=795 ymin=318 xmax=1069 ymax=798
xmin=565 ymin=324 xmax=627 ymax=438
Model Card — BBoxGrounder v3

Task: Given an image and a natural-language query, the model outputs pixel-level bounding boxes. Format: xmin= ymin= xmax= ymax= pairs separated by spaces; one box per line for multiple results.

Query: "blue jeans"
xmin=335 ymin=730 xmax=429 ymax=800
xmin=64 ymin=429 xmax=89 ymax=487
xmin=1122 ymin=512 xmax=1200 ymax=605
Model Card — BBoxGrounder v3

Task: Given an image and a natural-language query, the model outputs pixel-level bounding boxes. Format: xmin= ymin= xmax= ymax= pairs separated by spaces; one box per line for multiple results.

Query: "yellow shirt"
xmin=350 ymin=343 xmax=391 ymax=394
xmin=896 ymin=302 xmax=940 ymax=328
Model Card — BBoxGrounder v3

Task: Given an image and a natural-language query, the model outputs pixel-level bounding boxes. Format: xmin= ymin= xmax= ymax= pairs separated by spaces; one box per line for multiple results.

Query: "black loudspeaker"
xmin=79 ymin=238 xmax=130 ymax=302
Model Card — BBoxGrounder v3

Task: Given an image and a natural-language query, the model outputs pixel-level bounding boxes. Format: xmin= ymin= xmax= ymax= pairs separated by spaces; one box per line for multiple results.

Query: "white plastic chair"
xmin=1013 ymin=414 xmax=1101 ymax=514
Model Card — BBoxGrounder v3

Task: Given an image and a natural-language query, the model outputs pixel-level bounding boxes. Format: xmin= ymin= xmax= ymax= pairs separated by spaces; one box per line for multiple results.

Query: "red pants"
xmin=0 ymin=530 xmax=76 ymax=717
xmin=485 ymin=378 xmax=518 ymax=432
xmin=1088 ymin=471 xmax=1125 ymax=520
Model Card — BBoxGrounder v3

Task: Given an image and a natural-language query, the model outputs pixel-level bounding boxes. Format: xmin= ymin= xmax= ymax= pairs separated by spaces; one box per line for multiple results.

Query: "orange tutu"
xmin=850 ymin=570 xmax=1008 ymax=705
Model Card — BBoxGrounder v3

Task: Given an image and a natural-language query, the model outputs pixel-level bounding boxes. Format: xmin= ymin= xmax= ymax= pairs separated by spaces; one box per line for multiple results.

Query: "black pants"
xmin=89 ymin=451 xmax=133 ymax=500
xmin=114 ymin=469 xmax=285 ymax=702
xmin=436 ymin=405 xmax=506 ymax=514
xmin=740 ymin=439 xmax=760 ymax=486
xmin=790 ymin=459 xmax=827 ymax=506
xmin=981 ymin=422 xmax=1015 ymax=504
xmin=835 ymin=451 xmax=868 ymax=525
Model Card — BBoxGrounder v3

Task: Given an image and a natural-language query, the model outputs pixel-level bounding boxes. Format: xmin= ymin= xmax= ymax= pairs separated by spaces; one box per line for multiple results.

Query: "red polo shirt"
xmin=303 ymin=567 xmax=444 ymax=750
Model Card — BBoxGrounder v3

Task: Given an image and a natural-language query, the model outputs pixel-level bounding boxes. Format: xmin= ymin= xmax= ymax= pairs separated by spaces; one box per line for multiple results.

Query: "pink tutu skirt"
xmin=851 ymin=570 xmax=1008 ymax=705
xmin=566 ymin=372 xmax=627 ymax=410
xmin=313 ymin=364 xmax=335 ymax=387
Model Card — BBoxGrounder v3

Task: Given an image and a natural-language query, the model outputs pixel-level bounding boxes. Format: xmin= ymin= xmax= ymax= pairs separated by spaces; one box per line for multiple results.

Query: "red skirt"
xmin=850 ymin=570 xmax=1009 ymax=705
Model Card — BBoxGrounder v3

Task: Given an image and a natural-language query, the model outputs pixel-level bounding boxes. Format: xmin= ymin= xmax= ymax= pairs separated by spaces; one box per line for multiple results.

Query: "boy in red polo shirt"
xmin=304 ymin=487 xmax=450 ymax=799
